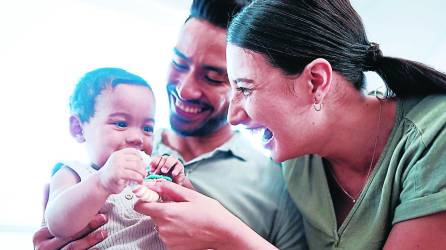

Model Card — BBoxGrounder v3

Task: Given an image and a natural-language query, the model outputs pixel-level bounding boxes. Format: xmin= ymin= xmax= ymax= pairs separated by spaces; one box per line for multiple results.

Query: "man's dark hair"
xmin=188 ymin=0 xmax=250 ymax=28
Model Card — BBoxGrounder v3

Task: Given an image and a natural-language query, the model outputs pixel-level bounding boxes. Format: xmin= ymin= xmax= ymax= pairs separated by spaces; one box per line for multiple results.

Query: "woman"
xmin=135 ymin=0 xmax=446 ymax=249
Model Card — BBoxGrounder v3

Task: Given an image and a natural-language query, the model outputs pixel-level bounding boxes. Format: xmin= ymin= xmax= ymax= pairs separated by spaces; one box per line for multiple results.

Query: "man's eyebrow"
xmin=173 ymin=48 xmax=192 ymax=63
xmin=234 ymin=78 xmax=254 ymax=84
xmin=203 ymin=65 xmax=226 ymax=74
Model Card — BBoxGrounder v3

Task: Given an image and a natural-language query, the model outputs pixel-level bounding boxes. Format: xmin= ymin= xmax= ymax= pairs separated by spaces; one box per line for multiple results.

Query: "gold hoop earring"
xmin=313 ymin=101 xmax=322 ymax=111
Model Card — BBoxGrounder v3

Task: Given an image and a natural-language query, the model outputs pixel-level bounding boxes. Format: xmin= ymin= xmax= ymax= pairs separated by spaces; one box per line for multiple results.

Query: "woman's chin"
xmin=266 ymin=139 xmax=283 ymax=162
xmin=269 ymin=143 xmax=295 ymax=163
xmin=270 ymin=152 xmax=286 ymax=163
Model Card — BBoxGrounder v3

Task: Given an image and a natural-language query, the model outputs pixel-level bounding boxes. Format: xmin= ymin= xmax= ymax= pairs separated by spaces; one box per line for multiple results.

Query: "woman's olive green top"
xmin=283 ymin=95 xmax=446 ymax=250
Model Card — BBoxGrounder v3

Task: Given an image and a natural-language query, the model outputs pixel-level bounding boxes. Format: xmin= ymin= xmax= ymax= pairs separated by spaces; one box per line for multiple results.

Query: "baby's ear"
xmin=69 ymin=115 xmax=85 ymax=143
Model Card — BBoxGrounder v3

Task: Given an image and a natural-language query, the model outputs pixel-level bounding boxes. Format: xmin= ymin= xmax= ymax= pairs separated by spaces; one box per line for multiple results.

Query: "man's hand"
xmin=33 ymin=214 xmax=108 ymax=250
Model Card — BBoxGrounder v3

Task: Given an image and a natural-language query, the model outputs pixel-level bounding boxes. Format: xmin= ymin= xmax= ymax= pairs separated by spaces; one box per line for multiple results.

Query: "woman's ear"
xmin=69 ymin=115 xmax=85 ymax=143
xmin=302 ymin=58 xmax=332 ymax=103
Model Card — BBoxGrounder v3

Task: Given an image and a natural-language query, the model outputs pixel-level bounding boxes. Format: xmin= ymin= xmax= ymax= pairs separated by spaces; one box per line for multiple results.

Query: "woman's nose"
xmin=228 ymin=98 xmax=248 ymax=125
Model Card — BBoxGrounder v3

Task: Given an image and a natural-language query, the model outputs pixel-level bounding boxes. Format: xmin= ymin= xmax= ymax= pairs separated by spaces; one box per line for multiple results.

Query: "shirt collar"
xmin=152 ymin=129 xmax=250 ymax=164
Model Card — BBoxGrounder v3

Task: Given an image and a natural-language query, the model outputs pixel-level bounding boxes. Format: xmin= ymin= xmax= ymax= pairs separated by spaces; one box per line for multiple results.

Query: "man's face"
xmin=166 ymin=18 xmax=231 ymax=137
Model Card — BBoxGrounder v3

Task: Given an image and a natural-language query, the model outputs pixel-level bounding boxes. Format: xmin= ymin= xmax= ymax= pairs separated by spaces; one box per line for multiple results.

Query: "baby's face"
xmin=81 ymin=84 xmax=156 ymax=167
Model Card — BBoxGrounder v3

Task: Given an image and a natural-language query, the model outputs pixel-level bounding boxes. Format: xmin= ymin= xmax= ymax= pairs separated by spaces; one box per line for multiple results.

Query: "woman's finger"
xmin=148 ymin=180 xmax=202 ymax=202
xmin=134 ymin=199 xmax=171 ymax=219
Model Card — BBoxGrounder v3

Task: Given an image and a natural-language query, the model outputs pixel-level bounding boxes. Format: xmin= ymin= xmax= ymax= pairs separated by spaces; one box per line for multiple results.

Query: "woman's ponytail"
xmin=374 ymin=55 xmax=446 ymax=97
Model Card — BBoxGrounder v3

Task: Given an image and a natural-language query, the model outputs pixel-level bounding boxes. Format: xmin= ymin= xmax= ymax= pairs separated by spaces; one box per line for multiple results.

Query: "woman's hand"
xmin=134 ymin=180 xmax=276 ymax=250
xmin=33 ymin=214 xmax=108 ymax=250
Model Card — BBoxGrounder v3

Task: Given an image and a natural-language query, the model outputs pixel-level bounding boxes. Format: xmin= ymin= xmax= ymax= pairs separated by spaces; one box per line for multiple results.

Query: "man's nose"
xmin=176 ymin=71 xmax=201 ymax=100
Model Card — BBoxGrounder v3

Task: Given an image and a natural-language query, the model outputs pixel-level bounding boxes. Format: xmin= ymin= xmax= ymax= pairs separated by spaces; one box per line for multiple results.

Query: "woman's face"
xmin=226 ymin=45 xmax=316 ymax=162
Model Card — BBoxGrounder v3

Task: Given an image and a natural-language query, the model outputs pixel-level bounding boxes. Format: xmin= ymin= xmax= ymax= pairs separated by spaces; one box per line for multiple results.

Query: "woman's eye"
xmin=113 ymin=121 xmax=128 ymax=128
xmin=236 ymin=87 xmax=252 ymax=96
xmin=143 ymin=125 xmax=154 ymax=134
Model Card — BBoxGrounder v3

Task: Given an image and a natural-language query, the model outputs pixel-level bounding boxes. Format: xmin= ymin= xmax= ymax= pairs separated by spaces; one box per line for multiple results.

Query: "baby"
xmin=45 ymin=68 xmax=192 ymax=249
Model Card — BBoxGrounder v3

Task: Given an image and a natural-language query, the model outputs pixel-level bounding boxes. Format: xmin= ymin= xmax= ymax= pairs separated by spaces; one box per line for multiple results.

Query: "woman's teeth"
xmin=263 ymin=128 xmax=273 ymax=142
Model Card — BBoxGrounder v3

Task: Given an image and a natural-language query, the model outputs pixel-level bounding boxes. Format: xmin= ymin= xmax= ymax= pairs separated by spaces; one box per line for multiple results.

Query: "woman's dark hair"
xmin=228 ymin=0 xmax=446 ymax=97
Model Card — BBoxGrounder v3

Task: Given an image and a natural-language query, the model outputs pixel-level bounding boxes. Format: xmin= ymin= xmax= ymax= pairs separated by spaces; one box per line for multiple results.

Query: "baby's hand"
xmin=98 ymin=148 xmax=146 ymax=194
xmin=150 ymin=155 xmax=193 ymax=189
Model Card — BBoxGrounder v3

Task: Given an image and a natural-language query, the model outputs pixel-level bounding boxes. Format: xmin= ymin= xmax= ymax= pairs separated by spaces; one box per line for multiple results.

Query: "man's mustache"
xmin=166 ymin=83 xmax=212 ymax=108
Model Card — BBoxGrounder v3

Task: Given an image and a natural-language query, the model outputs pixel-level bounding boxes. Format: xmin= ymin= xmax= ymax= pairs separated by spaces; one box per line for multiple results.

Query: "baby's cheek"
xmin=144 ymin=143 xmax=153 ymax=155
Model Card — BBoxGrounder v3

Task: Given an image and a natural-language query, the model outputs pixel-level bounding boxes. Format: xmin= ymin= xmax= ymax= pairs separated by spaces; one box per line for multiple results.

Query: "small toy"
xmin=132 ymin=184 xmax=160 ymax=202
xmin=140 ymin=151 xmax=173 ymax=182
xmin=130 ymin=151 xmax=172 ymax=202
xmin=145 ymin=173 xmax=172 ymax=182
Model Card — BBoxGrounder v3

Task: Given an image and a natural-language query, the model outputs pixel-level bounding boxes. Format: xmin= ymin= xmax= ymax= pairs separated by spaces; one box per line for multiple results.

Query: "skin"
xmin=33 ymin=18 xmax=281 ymax=250
xmin=134 ymin=180 xmax=276 ymax=250
xmin=226 ymin=45 xmax=394 ymax=199
xmin=45 ymin=84 xmax=189 ymax=238
xmin=164 ymin=18 xmax=234 ymax=162
xmin=226 ymin=44 xmax=446 ymax=249
xmin=133 ymin=19 xmax=276 ymax=249
xmin=33 ymin=214 xmax=108 ymax=250
xmin=167 ymin=18 xmax=231 ymax=137
xmin=33 ymin=18 xmax=237 ymax=249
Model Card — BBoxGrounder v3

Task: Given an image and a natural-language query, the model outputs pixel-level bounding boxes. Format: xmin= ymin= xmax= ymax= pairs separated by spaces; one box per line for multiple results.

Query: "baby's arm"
xmin=45 ymin=148 xmax=146 ymax=238
xmin=45 ymin=167 xmax=110 ymax=238
xmin=150 ymin=155 xmax=194 ymax=189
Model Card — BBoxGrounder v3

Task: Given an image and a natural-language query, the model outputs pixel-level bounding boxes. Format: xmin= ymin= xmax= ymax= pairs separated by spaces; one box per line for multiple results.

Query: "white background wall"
xmin=0 ymin=0 xmax=445 ymax=249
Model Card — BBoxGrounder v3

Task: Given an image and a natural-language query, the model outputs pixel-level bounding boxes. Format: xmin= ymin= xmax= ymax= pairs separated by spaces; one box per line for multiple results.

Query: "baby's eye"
xmin=143 ymin=125 xmax=154 ymax=134
xmin=113 ymin=121 xmax=128 ymax=128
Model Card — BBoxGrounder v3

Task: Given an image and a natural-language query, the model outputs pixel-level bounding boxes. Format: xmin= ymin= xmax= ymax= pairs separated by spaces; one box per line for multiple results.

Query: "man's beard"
xmin=170 ymin=108 xmax=228 ymax=137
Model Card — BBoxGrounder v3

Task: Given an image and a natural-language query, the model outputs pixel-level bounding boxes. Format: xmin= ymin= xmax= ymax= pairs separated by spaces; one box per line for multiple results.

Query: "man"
xmin=33 ymin=1 xmax=307 ymax=249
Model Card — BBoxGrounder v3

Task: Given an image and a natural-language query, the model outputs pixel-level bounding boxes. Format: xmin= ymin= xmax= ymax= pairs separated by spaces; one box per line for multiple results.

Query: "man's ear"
xmin=69 ymin=115 xmax=85 ymax=143
xmin=302 ymin=58 xmax=332 ymax=104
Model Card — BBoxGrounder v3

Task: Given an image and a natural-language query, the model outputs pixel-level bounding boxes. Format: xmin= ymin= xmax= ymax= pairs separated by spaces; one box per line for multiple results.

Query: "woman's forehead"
xmin=227 ymin=45 xmax=268 ymax=79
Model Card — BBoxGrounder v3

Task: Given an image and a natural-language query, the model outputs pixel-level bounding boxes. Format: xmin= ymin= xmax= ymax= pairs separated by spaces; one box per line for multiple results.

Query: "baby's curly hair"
xmin=70 ymin=67 xmax=152 ymax=123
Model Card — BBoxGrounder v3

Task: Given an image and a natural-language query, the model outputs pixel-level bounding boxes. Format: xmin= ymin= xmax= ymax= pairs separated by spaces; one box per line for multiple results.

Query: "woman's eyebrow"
xmin=234 ymin=78 xmax=254 ymax=84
